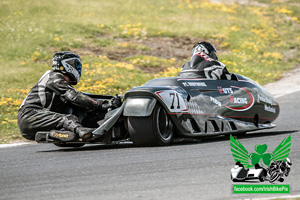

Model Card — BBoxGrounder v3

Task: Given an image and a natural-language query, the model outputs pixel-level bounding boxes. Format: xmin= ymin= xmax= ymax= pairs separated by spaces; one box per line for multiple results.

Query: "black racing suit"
xmin=17 ymin=71 xmax=102 ymax=140
xmin=178 ymin=52 xmax=231 ymax=79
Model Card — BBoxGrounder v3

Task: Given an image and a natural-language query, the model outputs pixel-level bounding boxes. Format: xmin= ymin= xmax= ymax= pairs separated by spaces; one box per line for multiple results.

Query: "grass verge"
xmin=0 ymin=0 xmax=299 ymax=143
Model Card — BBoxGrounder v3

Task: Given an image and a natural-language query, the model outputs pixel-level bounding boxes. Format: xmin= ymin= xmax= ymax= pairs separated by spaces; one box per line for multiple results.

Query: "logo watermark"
xmin=232 ymin=184 xmax=290 ymax=194
xmin=229 ymin=135 xmax=292 ymax=194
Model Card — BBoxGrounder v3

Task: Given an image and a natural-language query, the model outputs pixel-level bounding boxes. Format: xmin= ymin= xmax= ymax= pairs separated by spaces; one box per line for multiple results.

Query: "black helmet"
xmin=52 ymin=51 xmax=82 ymax=85
xmin=192 ymin=41 xmax=218 ymax=60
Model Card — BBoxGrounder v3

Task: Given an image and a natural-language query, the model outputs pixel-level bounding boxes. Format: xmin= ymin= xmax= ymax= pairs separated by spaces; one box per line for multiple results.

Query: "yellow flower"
xmin=230 ymin=25 xmax=240 ymax=32
xmin=275 ymin=7 xmax=292 ymax=14
xmin=221 ymin=42 xmax=229 ymax=48
xmin=291 ymin=17 xmax=299 ymax=23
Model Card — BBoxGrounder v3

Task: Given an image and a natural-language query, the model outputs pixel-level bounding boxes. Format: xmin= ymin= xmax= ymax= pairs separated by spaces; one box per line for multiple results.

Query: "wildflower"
xmin=230 ymin=25 xmax=240 ymax=32
xmin=119 ymin=23 xmax=147 ymax=38
xmin=275 ymin=7 xmax=292 ymax=14
xmin=31 ymin=51 xmax=41 ymax=61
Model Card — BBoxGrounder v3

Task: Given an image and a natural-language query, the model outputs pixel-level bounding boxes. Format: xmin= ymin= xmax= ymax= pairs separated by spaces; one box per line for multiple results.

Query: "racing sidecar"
xmin=35 ymin=73 xmax=280 ymax=147
xmin=231 ymin=162 xmax=266 ymax=182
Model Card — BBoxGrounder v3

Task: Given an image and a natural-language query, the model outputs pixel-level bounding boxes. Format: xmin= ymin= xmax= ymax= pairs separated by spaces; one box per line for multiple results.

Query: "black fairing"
xmin=125 ymin=74 xmax=279 ymax=137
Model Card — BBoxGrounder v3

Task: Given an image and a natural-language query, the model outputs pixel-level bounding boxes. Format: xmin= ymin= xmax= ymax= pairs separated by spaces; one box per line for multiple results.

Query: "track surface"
xmin=0 ymin=91 xmax=299 ymax=200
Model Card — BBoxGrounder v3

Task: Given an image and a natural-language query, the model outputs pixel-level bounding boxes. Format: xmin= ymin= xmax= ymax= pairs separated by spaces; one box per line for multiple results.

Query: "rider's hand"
xmin=99 ymin=95 xmax=122 ymax=112
xmin=99 ymin=100 xmax=110 ymax=111
xmin=109 ymin=95 xmax=122 ymax=109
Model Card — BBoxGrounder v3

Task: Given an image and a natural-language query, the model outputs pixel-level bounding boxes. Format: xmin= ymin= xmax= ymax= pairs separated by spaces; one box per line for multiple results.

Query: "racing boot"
xmin=49 ymin=130 xmax=76 ymax=142
xmin=62 ymin=115 xmax=94 ymax=141
xmin=75 ymin=127 xmax=95 ymax=140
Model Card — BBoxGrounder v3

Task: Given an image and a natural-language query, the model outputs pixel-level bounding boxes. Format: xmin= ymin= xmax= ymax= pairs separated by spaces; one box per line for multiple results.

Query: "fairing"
xmin=93 ymin=74 xmax=279 ymax=138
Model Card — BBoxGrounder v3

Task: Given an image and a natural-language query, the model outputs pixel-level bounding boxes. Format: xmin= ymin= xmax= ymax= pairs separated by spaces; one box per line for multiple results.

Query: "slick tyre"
xmin=128 ymin=104 xmax=173 ymax=146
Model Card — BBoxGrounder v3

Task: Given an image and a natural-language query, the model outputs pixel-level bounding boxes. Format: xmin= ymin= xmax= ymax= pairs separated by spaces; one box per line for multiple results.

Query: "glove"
xmin=99 ymin=95 xmax=122 ymax=112
xmin=109 ymin=94 xmax=122 ymax=109
xmin=99 ymin=100 xmax=110 ymax=111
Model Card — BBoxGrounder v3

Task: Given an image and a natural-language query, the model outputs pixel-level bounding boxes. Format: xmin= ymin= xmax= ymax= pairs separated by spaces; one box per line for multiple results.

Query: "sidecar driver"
xmin=18 ymin=51 xmax=121 ymax=142
xmin=178 ymin=41 xmax=231 ymax=80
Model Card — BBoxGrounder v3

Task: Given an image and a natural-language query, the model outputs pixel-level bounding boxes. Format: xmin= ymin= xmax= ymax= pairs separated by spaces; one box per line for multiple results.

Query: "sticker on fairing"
xmin=225 ymin=86 xmax=255 ymax=111
xmin=155 ymin=90 xmax=188 ymax=113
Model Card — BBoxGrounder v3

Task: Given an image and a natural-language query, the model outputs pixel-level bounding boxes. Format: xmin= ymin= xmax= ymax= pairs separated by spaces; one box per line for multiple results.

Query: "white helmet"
xmin=192 ymin=41 xmax=218 ymax=60
xmin=52 ymin=51 xmax=82 ymax=85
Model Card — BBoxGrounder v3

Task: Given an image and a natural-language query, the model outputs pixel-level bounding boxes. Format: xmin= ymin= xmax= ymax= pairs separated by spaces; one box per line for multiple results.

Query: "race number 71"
xmin=169 ymin=93 xmax=180 ymax=109
xmin=155 ymin=90 xmax=188 ymax=113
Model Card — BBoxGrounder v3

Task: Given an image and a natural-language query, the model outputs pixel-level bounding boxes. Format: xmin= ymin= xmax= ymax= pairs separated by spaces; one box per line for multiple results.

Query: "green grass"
xmin=0 ymin=0 xmax=299 ymax=143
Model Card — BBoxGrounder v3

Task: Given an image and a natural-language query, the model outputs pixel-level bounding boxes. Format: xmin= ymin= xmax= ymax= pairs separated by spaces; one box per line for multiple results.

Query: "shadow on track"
xmin=171 ymin=129 xmax=299 ymax=146
xmin=36 ymin=142 xmax=134 ymax=153
xmin=36 ymin=130 xmax=298 ymax=153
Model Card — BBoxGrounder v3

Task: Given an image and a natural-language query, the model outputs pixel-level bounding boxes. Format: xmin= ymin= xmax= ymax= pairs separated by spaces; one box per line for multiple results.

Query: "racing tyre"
xmin=54 ymin=142 xmax=85 ymax=148
xmin=259 ymin=175 xmax=265 ymax=182
xmin=128 ymin=104 xmax=173 ymax=146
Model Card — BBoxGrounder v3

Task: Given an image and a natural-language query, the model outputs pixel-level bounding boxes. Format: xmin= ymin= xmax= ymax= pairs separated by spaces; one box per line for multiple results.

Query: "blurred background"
xmin=0 ymin=0 xmax=299 ymax=143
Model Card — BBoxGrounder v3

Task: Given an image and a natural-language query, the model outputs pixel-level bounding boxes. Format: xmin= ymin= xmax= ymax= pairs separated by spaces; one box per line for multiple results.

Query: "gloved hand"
xmin=99 ymin=95 xmax=122 ymax=112
xmin=99 ymin=100 xmax=110 ymax=111
xmin=109 ymin=94 xmax=122 ymax=109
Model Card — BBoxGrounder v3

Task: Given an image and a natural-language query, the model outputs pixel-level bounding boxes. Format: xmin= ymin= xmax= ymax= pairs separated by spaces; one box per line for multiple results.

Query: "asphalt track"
xmin=0 ymin=91 xmax=299 ymax=200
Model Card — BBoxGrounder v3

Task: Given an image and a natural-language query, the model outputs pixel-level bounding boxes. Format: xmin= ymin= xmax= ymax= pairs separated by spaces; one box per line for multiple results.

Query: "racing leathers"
xmin=178 ymin=52 xmax=231 ymax=79
xmin=17 ymin=71 xmax=106 ymax=140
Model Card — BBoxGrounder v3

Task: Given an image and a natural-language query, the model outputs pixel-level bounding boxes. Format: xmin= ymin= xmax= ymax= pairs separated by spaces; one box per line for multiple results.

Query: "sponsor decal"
xmin=54 ymin=133 xmax=69 ymax=138
xmin=210 ymin=96 xmax=221 ymax=107
xmin=258 ymin=94 xmax=274 ymax=105
xmin=218 ymin=86 xmax=233 ymax=94
xmin=182 ymin=82 xmax=207 ymax=87
xmin=265 ymin=104 xmax=276 ymax=113
xmin=225 ymin=86 xmax=255 ymax=111
xmin=230 ymin=135 xmax=292 ymax=193
xmin=230 ymin=96 xmax=248 ymax=104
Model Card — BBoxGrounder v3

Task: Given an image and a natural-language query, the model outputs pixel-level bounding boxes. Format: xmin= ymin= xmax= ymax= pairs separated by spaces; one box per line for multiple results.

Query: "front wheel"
xmin=128 ymin=104 xmax=173 ymax=146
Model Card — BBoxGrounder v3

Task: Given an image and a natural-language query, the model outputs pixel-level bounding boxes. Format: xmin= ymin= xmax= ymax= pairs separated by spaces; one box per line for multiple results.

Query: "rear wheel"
xmin=259 ymin=173 xmax=265 ymax=182
xmin=128 ymin=104 xmax=173 ymax=146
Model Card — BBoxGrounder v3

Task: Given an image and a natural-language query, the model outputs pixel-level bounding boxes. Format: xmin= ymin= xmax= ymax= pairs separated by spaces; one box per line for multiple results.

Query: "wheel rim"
xmin=156 ymin=106 xmax=173 ymax=141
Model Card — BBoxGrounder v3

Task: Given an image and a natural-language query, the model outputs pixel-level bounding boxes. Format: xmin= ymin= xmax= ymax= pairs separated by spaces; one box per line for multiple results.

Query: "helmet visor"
xmin=61 ymin=58 xmax=81 ymax=84
xmin=75 ymin=59 xmax=82 ymax=74
xmin=204 ymin=42 xmax=217 ymax=53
